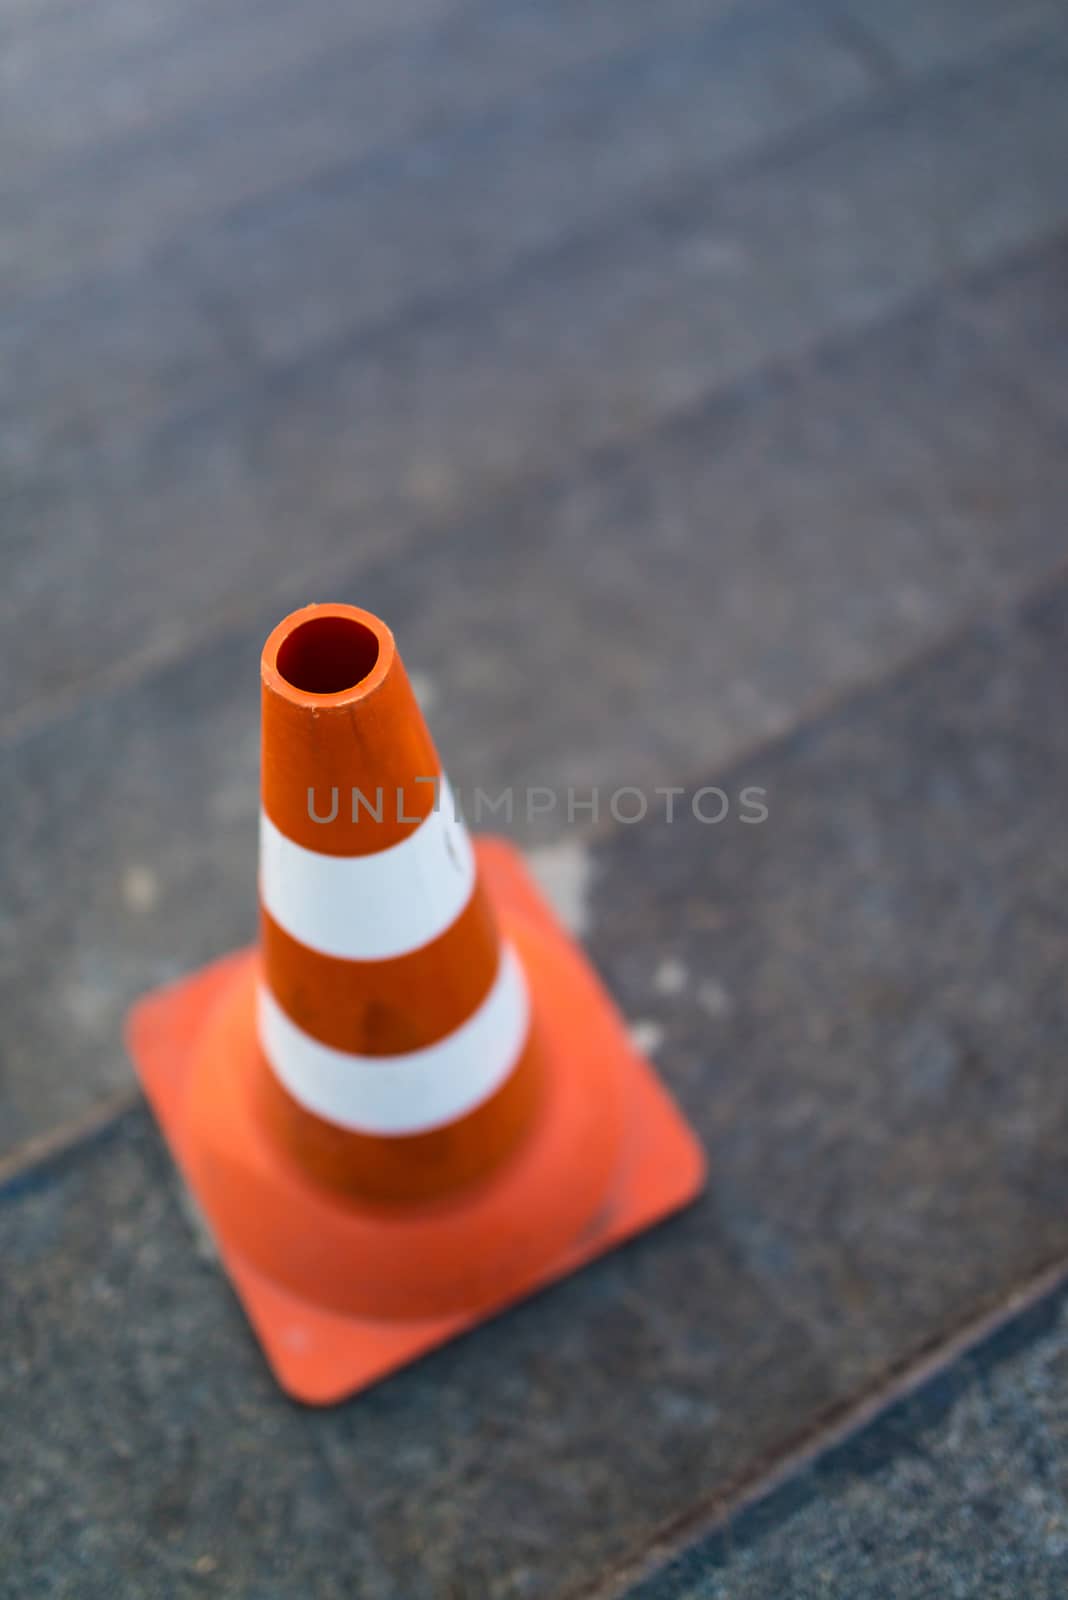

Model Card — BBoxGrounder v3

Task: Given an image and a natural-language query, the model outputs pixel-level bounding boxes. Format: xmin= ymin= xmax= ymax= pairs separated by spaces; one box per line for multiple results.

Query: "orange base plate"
xmin=127 ymin=838 xmax=705 ymax=1404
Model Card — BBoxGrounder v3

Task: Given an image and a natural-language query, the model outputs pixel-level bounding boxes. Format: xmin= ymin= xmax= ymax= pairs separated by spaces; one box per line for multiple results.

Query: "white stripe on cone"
xmin=259 ymin=776 xmax=476 ymax=960
xmin=257 ymin=944 xmax=531 ymax=1134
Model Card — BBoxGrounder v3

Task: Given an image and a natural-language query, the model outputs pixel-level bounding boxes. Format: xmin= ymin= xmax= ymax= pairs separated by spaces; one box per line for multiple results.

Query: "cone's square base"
xmin=128 ymin=839 xmax=706 ymax=1404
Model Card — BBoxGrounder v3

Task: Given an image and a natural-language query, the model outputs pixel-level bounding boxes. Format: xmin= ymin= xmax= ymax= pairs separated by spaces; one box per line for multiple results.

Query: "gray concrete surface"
xmin=632 ymin=1281 xmax=1068 ymax=1600
xmin=7 ymin=10 xmax=1068 ymax=727
xmin=9 ymin=575 xmax=1068 ymax=1595
xmin=4 ymin=0 xmax=1068 ymax=1592
xmin=6 ymin=232 xmax=1068 ymax=1151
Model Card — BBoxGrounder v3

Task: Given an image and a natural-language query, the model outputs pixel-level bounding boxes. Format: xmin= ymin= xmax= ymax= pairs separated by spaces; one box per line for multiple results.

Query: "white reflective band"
xmin=259 ymin=776 xmax=476 ymax=960
xmin=257 ymin=943 xmax=530 ymax=1134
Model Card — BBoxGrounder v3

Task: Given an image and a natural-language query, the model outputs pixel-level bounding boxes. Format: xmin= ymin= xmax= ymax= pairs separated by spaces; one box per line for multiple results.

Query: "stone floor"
xmin=630 ymin=1276 xmax=1068 ymax=1600
xmin=3 ymin=0 xmax=1068 ymax=1594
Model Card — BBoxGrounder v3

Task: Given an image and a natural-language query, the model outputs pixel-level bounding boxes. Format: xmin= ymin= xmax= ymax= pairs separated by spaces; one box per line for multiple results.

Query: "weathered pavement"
xmin=3 ymin=0 xmax=1068 ymax=1593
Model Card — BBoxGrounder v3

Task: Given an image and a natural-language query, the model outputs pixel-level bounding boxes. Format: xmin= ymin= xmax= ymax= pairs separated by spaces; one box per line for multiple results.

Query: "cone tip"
xmin=262 ymin=603 xmax=396 ymax=707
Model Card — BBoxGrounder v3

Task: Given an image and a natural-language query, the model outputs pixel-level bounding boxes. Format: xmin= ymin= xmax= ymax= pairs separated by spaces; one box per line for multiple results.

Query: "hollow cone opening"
xmin=276 ymin=613 xmax=382 ymax=696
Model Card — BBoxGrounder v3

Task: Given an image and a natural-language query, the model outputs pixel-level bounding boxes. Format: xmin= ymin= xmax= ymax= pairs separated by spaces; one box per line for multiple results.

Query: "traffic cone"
xmin=127 ymin=603 xmax=705 ymax=1403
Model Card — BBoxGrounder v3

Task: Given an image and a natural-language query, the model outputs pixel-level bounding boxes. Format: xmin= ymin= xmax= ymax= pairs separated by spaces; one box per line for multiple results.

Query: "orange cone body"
xmin=128 ymin=603 xmax=705 ymax=1402
xmin=256 ymin=605 xmax=542 ymax=1204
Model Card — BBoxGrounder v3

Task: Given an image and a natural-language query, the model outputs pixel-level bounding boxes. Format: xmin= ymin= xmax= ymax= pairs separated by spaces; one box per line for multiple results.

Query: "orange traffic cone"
xmin=128 ymin=603 xmax=704 ymax=1403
